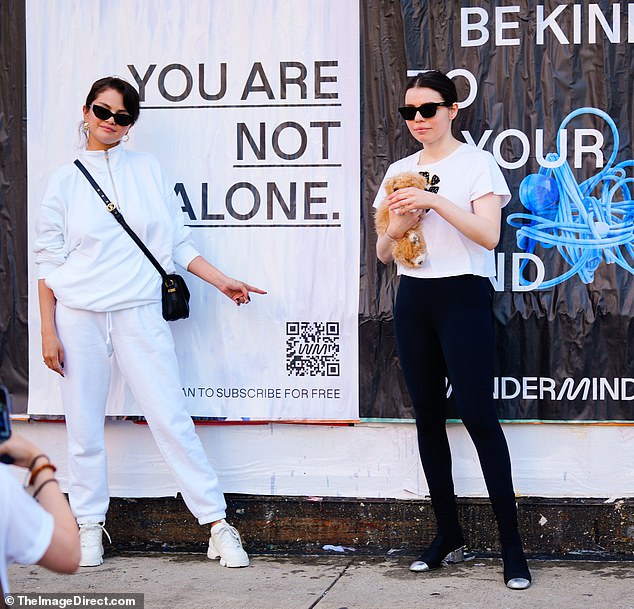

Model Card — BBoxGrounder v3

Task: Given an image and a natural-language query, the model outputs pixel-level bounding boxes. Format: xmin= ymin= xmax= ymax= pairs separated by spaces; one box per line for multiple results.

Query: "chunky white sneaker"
xmin=207 ymin=520 xmax=250 ymax=567
xmin=79 ymin=522 xmax=110 ymax=567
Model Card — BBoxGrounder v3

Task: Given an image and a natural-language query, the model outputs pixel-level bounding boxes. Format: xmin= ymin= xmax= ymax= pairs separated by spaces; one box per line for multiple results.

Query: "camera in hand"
xmin=0 ymin=385 xmax=14 ymax=463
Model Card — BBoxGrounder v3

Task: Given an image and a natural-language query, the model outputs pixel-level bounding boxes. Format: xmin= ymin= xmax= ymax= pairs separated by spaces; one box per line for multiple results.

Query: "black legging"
xmin=394 ymin=274 xmax=516 ymax=536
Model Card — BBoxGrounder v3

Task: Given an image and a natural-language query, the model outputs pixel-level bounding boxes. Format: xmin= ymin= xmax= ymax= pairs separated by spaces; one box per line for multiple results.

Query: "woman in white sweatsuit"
xmin=34 ymin=76 xmax=265 ymax=568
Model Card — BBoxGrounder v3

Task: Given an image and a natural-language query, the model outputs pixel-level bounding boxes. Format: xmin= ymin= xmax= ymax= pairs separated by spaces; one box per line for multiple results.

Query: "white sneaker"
xmin=207 ymin=520 xmax=250 ymax=567
xmin=79 ymin=522 xmax=110 ymax=567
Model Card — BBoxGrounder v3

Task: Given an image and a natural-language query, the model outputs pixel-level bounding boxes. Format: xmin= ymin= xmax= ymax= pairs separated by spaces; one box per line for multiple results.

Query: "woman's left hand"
xmin=220 ymin=277 xmax=267 ymax=306
xmin=186 ymin=256 xmax=267 ymax=306
xmin=387 ymin=187 xmax=437 ymax=214
xmin=389 ymin=190 xmax=503 ymax=251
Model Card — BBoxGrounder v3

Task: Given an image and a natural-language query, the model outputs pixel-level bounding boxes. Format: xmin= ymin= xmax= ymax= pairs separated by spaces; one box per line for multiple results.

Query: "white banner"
xmin=26 ymin=0 xmax=360 ymax=420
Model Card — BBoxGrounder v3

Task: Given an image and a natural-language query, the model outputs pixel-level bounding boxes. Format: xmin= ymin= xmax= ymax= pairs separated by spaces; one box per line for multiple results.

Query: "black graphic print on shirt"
xmin=419 ymin=171 xmax=440 ymax=194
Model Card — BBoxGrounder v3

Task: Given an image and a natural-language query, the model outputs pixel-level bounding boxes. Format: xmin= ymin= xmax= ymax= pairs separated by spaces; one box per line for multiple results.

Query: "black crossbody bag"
xmin=74 ymin=159 xmax=190 ymax=321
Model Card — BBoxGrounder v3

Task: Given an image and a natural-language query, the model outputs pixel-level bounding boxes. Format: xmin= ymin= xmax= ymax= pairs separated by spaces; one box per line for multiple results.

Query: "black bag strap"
xmin=74 ymin=159 xmax=169 ymax=281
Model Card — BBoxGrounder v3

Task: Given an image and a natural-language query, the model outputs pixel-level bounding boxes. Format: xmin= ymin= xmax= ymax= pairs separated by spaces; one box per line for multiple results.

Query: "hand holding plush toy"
xmin=374 ymin=172 xmax=429 ymax=268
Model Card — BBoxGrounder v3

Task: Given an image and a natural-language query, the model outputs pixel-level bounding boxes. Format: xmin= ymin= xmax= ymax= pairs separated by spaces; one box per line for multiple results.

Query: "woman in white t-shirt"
xmin=374 ymin=70 xmax=531 ymax=590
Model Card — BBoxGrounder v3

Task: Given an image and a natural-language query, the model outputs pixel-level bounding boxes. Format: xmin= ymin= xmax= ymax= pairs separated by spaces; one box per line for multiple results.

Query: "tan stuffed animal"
xmin=374 ymin=172 xmax=429 ymax=268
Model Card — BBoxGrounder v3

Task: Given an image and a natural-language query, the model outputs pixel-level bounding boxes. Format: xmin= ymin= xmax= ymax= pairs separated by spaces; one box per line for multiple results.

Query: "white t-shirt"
xmin=0 ymin=466 xmax=54 ymax=594
xmin=373 ymin=143 xmax=510 ymax=278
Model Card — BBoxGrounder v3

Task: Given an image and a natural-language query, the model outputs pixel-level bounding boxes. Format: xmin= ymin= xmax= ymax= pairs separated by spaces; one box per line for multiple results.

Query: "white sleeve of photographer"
xmin=0 ymin=468 xmax=54 ymax=593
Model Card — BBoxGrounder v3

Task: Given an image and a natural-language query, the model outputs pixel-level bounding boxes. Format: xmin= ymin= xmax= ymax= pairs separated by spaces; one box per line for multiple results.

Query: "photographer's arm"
xmin=0 ymin=434 xmax=79 ymax=573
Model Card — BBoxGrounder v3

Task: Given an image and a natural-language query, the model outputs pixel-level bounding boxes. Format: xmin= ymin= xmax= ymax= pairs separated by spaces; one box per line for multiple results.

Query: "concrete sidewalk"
xmin=8 ymin=554 xmax=634 ymax=609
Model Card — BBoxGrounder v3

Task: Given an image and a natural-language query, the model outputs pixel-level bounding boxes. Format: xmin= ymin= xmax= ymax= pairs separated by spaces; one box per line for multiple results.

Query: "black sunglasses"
xmin=91 ymin=104 xmax=134 ymax=127
xmin=398 ymin=102 xmax=453 ymax=121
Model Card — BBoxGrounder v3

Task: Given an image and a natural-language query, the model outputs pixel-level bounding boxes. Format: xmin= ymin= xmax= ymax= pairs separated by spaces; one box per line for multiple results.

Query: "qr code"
xmin=286 ymin=322 xmax=340 ymax=376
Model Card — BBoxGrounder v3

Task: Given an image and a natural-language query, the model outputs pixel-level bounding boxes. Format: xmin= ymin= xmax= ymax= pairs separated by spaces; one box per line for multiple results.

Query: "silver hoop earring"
xmin=83 ymin=122 xmax=89 ymax=132
xmin=122 ymin=134 xmax=130 ymax=143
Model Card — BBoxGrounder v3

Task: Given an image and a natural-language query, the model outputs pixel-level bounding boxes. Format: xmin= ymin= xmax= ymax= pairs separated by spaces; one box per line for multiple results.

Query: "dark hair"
xmin=404 ymin=70 xmax=458 ymax=105
xmin=85 ymin=77 xmax=140 ymax=124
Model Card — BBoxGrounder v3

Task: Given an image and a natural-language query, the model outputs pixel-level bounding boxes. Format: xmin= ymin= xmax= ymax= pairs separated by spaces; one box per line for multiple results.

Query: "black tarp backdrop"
xmin=0 ymin=1 xmax=28 ymax=414
xmin=361 ymin=0 xmax=634 ymax=421
xmin=1 ymin=1 xmax=633 ymax=419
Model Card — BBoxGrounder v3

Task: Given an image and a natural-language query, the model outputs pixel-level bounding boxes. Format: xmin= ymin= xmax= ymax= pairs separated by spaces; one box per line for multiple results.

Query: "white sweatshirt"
xmin=34 ymin=145 xmax=200 ymax=311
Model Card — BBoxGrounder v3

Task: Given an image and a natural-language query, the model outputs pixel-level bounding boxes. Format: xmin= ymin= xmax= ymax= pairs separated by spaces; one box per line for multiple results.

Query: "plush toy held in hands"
xmin=374 ymin=171 xmax=429 ymax=268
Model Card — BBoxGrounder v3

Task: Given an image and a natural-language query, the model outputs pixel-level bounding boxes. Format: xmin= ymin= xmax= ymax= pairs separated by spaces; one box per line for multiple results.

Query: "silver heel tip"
xmin=409 ymin=546 xmax=465 ymax=572
xmin=445 ymin=547 xmax=464 ymax=564
xmin=506 ymin=577 xmax=531 ymax=590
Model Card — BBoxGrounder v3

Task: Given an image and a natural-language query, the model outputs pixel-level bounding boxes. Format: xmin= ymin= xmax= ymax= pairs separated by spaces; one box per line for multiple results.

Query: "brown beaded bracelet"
xmin=29 ymin=462 xmax=57 ymax=487
xmin=32 ymin=477 xmax=59 ymax=500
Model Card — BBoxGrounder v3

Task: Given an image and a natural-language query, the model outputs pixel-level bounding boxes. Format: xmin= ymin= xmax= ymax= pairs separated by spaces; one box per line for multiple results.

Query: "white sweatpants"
xmin=55 ymin=302 xmax=227 ymax=525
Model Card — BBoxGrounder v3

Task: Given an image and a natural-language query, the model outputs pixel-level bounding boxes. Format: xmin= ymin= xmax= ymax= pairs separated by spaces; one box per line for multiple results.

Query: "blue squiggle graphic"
xmin=507 ymin=108 xmax=634 ymax=289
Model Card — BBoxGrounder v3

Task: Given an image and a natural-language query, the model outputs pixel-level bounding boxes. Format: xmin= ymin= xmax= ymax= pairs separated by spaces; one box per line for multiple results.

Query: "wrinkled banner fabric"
xmin=3 ymin=1 xmax=632 ymax=421
xmin=25 ymin=0 xmax=360 ymax=419
xmin=360 ymin=0 xmax=634 ymax=421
